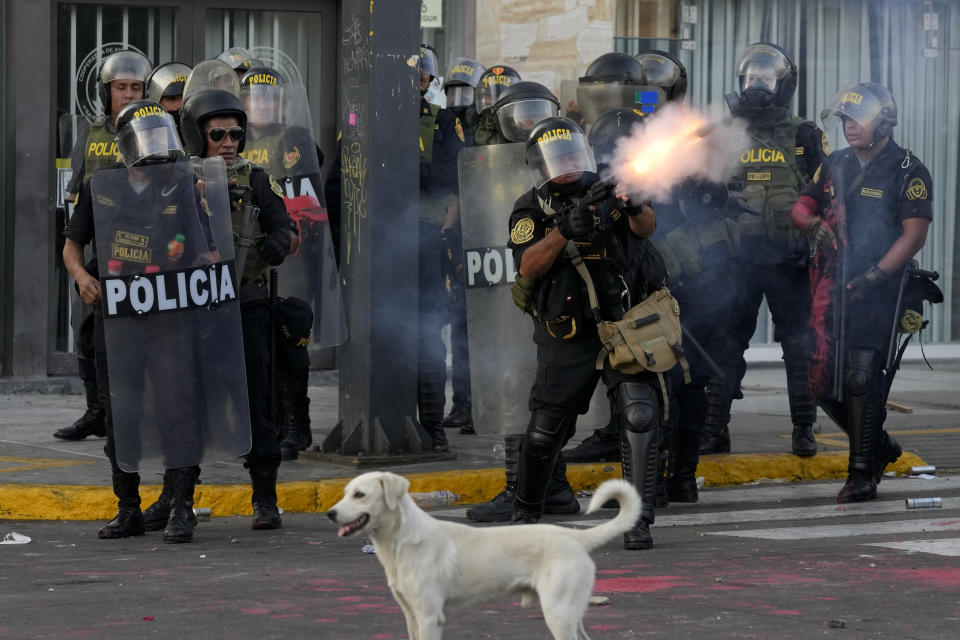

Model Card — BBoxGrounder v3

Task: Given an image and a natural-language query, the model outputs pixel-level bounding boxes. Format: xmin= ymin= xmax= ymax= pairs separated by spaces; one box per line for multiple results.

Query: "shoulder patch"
xmin=905 ymin=177 xmax=928 ymax=201
xmin=283 ymin=146 xmax=301 ymax=170
xmin=455 ymin=118 xmax=465 ymax=143
xmin=269 ymin=175 xmax=284 ymax=198
xmin=821 ymin=133 xmax=833 ymax=156
xmin=510 ymin=217 xmax=535 ymax=245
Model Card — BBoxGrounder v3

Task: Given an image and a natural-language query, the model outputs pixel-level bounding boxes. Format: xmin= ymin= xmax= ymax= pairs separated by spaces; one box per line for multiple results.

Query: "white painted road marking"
xmin=865 ymin=538 xmax=960 ymax=556
xmin=707 ymin=518 xmax=960 ymax=540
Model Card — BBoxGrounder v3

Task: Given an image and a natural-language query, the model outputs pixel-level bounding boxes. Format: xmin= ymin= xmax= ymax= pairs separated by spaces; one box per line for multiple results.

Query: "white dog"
xmin=328 ymin=471 xmax=640 ymax=640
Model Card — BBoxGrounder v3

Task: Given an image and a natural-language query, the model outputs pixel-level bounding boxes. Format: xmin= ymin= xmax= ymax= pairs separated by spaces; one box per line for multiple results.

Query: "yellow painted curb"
xmin=0 ymin=451 xmax=928 ymax=521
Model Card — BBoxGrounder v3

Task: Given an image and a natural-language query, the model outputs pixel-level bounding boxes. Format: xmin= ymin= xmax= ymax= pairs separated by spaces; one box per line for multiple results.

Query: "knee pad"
xmin=525 ymin=410 xmax=574 ymax=459
xmin=845 ymin=349 xmax=881 ymax=398
xmin=615 ymin=382 xmax=659 ymax=434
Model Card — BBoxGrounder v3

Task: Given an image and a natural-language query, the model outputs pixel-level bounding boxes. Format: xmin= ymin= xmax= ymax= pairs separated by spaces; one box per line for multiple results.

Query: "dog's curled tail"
xmin=574 ymin=479 xmax=642 ymax=552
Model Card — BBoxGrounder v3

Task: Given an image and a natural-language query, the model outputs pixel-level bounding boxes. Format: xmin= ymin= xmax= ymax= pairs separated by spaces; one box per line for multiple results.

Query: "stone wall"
xmin=475 ymin=0 xmax=616 ymax=100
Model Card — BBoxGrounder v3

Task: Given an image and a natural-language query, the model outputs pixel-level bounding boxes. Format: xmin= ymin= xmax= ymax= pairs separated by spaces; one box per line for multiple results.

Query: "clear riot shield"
xmin=92 ymin=160 xmax=251 ymax=473
xmin=58 ymin=114 xmax=92 ymax=206
xmin=458 ymin=143 xmax=607 ymax=436
xmin=242 ymin=82 xmax=346 ymax=348
xmin=183 ymin=60 xmax=241 ymax=99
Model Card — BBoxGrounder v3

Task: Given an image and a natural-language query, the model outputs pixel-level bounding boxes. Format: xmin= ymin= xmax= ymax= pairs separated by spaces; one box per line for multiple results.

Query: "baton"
xmin=681 ymin=324 xmax=726 ymax=383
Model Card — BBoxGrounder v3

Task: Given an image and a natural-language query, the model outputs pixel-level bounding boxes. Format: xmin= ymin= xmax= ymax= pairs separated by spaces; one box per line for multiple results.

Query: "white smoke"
xmin=603 ymin=102 xmax=750 ymax=202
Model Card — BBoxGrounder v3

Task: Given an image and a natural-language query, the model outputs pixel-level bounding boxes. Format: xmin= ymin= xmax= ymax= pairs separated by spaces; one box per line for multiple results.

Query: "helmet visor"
xmin=184 ymin=60 xmax=241 ymax=99
xmin=736 ymin=45 xmax=791 ymax=94
xmin=525 ymin=128 xmax=596 ymax=188
xmin=445 ymin=84 xmax=475 ymax=109
xmin=475 ymin=74 xmax=517 ymax=113
xmin=242 ymin=84 xmax=281 ymax=124
xmin=576 ymin=81 xmax=652 ymax=125
xmin=147 ymin=63 xmax=191 ymax=102
xmin=117 ymin=112 xmax=184 ymax=167
xmin=820 ymin=86 xmax=887 ymax=132
xmin=419 ymin=47 xmax=439 ymax=77
xmin=636 ymin=54 xmax=682 ymax=89
xmin=497 ymin=99 xmax=560 ymax=142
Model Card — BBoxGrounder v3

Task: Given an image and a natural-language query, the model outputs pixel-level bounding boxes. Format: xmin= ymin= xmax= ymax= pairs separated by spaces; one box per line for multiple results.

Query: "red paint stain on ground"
xmin=241 ymin=607 xmax=271 ymax=615
xmin=314 ymin=618 xmax=339 ymax=623
xmin=878 ymin=567 xmax=960 ymax=588
xmin=594 ymin=576 xmax=695 ymax=593
xmin=596 ymin=569 xmax=634 ymax=575
xmin=337 ymin=596 xmax=366 ymax=602
xmin=371 ymin=635 xmax=394 ymax=639
xmin=709 ymin=585 xmax=744 ymax=591
xmin=768 ymin=610 xmax=804 ymax=616
xmin=588 ymin=625 xmax=622 ymax=631
xmin=817 ymin=596 xmax=837 ymax=601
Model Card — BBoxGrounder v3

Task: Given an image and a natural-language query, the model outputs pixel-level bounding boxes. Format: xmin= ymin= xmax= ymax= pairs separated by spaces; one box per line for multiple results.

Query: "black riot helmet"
xmin=492 ymin=82 xmax=560 ymax=143
xmin=114 ymin=100 xmax=185 ymax=167
xmin=98 ymin=50 xmax=152 ymax=117
xmin=576 ymin=52 xmax=650 ymax=125
xmin=586 ymin=107 xmax=646 ymax=167
xmin=180 ymin=89 xmax=248 ymax=157
xmin=635 ymin=50 xmax=687 ymax=102
xmin=240 ymin=67 xmax=284 ymax=125
xmin=442 ymin=57 xmax=485 ymax=108
xmin=821 ymin=82 xmax=898 ymax=143
xmin=475 ymin=65 xmax=521 ymax=115
xmin=735 ymin=42 xmax=797 ymax=108
xmin=525 ymin=116 xmax=597 ymax=188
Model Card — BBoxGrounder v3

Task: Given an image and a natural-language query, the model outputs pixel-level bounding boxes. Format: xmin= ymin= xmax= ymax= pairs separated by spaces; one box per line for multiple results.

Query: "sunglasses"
xmin=207 ymin=126 xmax=245 ymax=142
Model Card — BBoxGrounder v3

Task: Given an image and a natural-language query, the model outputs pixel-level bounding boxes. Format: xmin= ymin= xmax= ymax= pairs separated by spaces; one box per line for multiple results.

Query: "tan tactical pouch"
xmin=596 ymin=287 xmax=691 ymax=418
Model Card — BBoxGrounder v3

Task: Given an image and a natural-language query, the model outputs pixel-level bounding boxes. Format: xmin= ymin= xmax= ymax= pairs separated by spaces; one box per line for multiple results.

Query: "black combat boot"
xmin=699 ymin=377 xmax=733 ymax=454
xmin=667 ymin=386 xmax=706 ymax=503
xmin=837 ymin=349 xmax=881 ymax=504
xmin=442 ymin=403 xmax=475 ymax=435
xmin=144 ymin=468 xmax=200 ymax=531
xmin=249 ymin=464 xmax=282 ymax=529
xmin=54 ymin=370 xmax=106 ymax=441
xmin=163 ymin=467 xmax=198 ymax=543
xmin=544 ymin=455 xmax=581 ymax=515
xmin=279 ymin=370 xmax=312 ymax=461
xmin=785 ymin=355 xmax=818 ymax=457
xmin=875 ymin=431 xmax=903 ymax=484
xmin=467 ymin=434 xmax=520 ymax=522
xmin=564 ymin=398 xmax=620 ymax=462
xmin=427 ymin=422 xmax=449 ymax=452
xmin=98 ymin=472 xmax=145 ymax=539
xmin=142 ymin=471 xmax=173 ymax=532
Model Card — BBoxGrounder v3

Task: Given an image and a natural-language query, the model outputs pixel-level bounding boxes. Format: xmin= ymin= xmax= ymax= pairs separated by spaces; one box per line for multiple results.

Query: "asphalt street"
xmin=2 ymin=476 xmax=958 ymax=640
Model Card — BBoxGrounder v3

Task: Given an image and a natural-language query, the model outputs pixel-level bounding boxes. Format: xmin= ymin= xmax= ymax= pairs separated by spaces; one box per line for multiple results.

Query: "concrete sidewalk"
xmin=1 ymin=361 xmax=958 ymax=521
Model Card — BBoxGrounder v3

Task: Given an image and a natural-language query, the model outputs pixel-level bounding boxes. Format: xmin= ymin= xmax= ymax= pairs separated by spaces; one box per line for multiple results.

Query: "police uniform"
xmin=418 ymin=97 xmax=465 ymax=447
xmin=712 ymin=115 xmax=830 ymax=453
xmin=802 ymin=139 xmax=932 ymax=494
xmin=508 ymin=179 xmax=669 ymax=545
xmin=222 ymin=160 xmax=299 ymax=468
xmin=651 ymin=189 xmax=741 ymax=499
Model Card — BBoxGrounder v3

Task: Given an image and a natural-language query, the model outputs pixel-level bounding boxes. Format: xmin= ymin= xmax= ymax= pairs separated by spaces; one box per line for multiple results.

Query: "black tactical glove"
xmin=557 ymin=204 xmax=594 ymax=240
xmin=845 ymin=265 xmax=887 ymax=304
xmin=806 ymin=218 xmax=836 ymax=253
xmin=260 ymin=229 xmax=291 ymax=266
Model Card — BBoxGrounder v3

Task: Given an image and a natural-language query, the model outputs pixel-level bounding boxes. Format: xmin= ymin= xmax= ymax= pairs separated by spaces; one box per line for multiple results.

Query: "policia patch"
xmin=510 ymin=217 xmax=535 ymax=245
xmin=906 ymin=177 xmax=928 ymax=201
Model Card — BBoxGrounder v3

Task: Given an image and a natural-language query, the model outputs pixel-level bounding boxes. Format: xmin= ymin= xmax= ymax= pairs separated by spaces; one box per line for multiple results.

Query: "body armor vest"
xmin=737 ymin=117 xmax=806 ymax=249
xmin=228 ymin=165 xmax=269 ymax=295
xmin=656 ymin=217 xmax=739 ymax=282
xmin=419 ymin=102 xmax=450 ymax=225
xmin=84 ymin=120 xmax=120 ymax=178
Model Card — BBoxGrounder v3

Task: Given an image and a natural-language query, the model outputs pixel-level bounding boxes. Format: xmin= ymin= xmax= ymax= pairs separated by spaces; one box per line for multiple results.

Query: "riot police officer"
xmin=177 ymin=88 xmax=298 ymax=528
xmin=490 ymin=81 xmax=560 ymax=143
xmin=508 ymin=116 xmax=668 ymax=550
xmin=63 ymin=100 xmax=218 ymax=542
xmin=442 ymin=57 xmax=485 ymax=145
xmin=564 ymin=50 xmax=686 ymax=466
xmin=55 ymin=50 xmax=152 ymax=442
xmin=703 ymin=43 xmax=830 ymax=458
xmin=791 ymin=83 xmax=933 ymax=503
xmin=473 ymin=64 xmax=521 ymax=145
xmin=417 ymin=44 xmax=466 ymax=452
xmin=571 ymin=52 xmax=651 ymax=128
xmin=146 ymin=61 xmax=192 ymax=127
